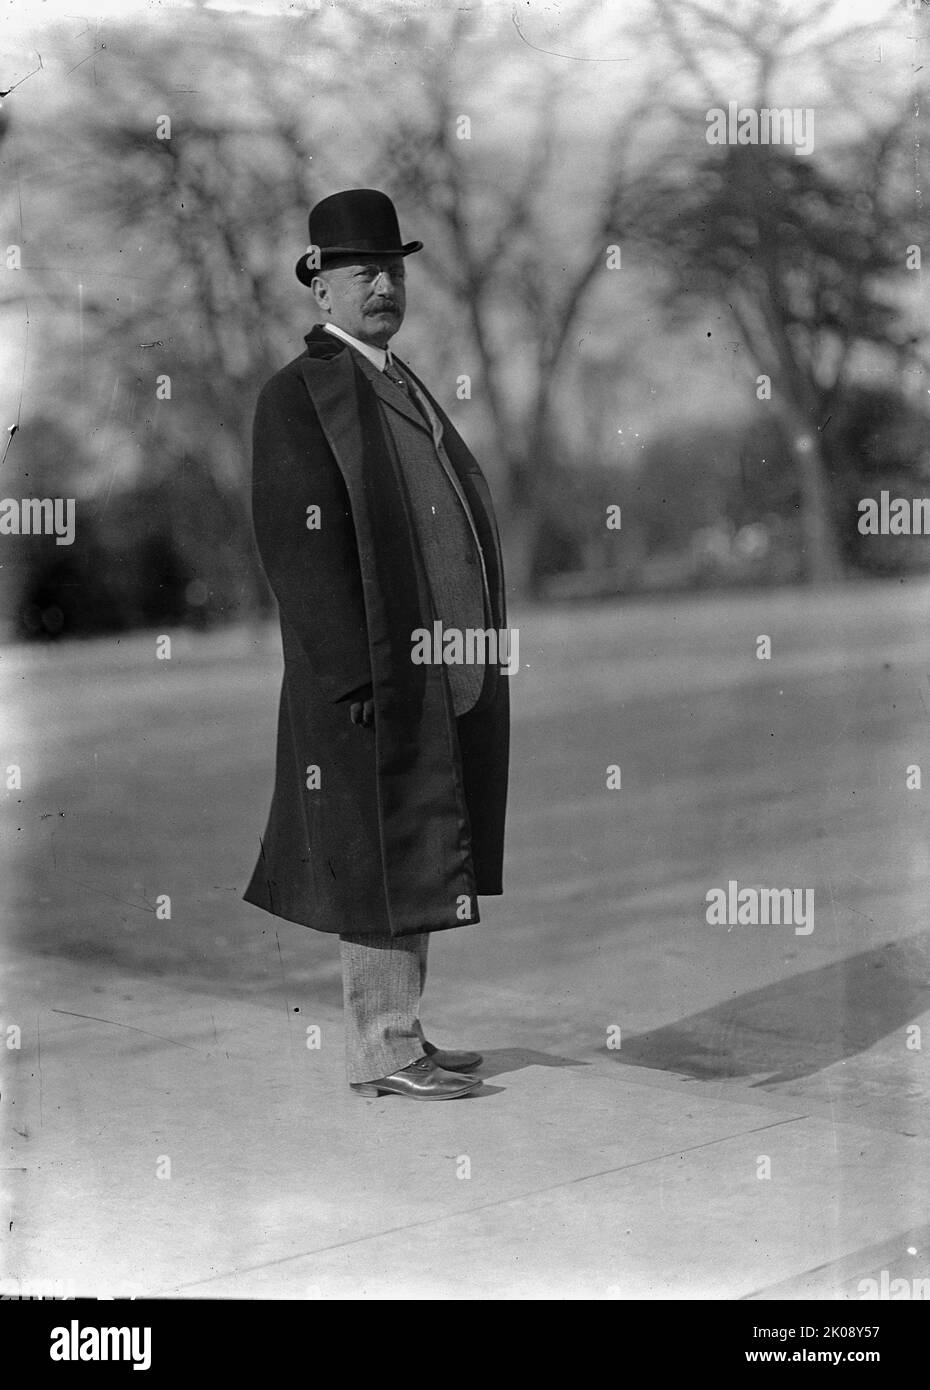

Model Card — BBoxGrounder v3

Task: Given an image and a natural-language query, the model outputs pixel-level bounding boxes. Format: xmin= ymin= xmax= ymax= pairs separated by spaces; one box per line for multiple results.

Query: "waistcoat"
xmin=355 ymin=353 xmax=490 ymax=716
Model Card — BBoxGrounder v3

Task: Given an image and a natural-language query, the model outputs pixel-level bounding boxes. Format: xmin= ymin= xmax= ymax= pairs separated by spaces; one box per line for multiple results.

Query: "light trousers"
xmin=338 ymin=931 xmax=431 ymax=1083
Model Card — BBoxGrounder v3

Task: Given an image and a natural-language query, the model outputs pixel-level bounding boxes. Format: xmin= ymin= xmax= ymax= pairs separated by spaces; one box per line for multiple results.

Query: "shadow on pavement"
xmin=614 ymin=934 xmax=930 ymax=1085
xmin=478 ymin=1047 xmax=590 ymax=1081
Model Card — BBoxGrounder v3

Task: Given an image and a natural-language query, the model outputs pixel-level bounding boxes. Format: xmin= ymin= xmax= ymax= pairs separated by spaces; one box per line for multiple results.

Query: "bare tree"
xmin=0 ymin=12 xmax=359 ymax=611
xmin=635 ymin=0 xmax=926 ymax=583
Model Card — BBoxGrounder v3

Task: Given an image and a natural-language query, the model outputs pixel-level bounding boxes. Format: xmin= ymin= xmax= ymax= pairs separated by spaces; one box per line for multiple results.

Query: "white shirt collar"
xmin=323 ymin=321 xmax=396 ymax=372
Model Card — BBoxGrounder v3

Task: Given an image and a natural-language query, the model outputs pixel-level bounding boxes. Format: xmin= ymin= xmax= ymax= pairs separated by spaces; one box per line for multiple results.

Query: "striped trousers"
xmin=338 ymin=932 xmax=431 ymax=1084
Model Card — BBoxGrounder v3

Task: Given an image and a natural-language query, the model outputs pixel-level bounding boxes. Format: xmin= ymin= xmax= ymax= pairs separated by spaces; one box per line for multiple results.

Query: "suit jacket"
xmin=243 ymin=326 xmax=510 ymax=937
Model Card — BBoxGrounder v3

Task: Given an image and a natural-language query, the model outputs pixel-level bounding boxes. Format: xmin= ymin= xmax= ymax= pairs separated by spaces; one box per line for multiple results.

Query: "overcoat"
xmin=243 ymin=326 xmax=510 ymax=937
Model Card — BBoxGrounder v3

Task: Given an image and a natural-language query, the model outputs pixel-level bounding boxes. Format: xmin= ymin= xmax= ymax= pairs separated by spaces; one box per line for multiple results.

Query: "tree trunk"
xmin=783 ymin=415 xmax=845 ymax=584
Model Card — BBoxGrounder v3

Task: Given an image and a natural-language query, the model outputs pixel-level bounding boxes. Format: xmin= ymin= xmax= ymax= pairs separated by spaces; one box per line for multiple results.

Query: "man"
xmin=244 ymin=189 xmax=510 ymax=1101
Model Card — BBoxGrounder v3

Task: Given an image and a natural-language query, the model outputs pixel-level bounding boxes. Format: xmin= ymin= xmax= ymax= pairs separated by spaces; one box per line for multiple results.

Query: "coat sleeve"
xmin=251 ymin=368 xmax=372 ymax=702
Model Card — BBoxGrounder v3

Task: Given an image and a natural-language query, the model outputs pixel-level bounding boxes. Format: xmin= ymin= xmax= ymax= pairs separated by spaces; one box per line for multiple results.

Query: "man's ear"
xmin=310 ymin=274 xmax=330 ymax=311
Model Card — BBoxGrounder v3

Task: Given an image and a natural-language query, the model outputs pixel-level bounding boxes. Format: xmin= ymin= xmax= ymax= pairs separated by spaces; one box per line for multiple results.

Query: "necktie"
xmin=383 ymin=358 xmax=433 ymax=431
xmin=382 ymin=360 xmax=410 ymax=393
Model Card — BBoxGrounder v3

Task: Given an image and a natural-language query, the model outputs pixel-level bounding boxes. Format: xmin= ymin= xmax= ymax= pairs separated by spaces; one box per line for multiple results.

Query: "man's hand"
xmin=348 ymin=684 xmax=374 ymax=727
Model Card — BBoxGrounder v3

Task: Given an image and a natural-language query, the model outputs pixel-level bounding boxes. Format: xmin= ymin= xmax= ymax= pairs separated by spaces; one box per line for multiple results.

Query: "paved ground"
xmin=2 ymin=579 xmax=929 ymax=1298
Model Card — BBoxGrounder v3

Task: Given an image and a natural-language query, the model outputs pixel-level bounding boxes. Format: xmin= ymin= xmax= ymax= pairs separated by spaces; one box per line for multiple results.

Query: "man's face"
xmin=311 ymin=255 xmax=407 ymax=347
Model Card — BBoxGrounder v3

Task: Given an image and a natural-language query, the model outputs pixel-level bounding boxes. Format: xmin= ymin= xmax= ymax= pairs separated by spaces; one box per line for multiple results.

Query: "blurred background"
xmin=0 ymin=0 xmax=927 ymax=638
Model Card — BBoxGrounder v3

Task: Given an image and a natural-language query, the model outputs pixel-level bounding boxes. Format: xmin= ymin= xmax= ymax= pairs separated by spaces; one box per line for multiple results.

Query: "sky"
xmin=0 ymin=0 xmax=904 ymax=44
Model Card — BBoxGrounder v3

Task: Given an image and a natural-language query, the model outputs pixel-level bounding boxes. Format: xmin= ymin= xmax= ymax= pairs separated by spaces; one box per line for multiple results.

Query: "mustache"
xmin=366 ymin=300 xmax=400 ymax=313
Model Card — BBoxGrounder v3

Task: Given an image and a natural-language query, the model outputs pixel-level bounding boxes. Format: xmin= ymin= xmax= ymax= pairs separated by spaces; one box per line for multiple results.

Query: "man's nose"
xmin=373 ymin=270 xmax=399 ymax=296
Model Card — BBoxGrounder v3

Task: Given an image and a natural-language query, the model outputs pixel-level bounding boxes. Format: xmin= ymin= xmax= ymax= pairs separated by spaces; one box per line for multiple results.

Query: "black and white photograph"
xmin=1 ymin=0 xmax=928 ymax=1332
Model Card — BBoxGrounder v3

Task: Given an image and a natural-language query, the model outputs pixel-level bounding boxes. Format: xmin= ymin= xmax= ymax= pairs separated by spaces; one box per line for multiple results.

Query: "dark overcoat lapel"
xmin=244 ymin=328 xmax=509 ymax=937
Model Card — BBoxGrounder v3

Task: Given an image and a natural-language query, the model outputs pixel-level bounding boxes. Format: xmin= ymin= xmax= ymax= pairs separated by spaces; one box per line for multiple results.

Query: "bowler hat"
xmin=295 ymin=188 xmax=423 ymax=286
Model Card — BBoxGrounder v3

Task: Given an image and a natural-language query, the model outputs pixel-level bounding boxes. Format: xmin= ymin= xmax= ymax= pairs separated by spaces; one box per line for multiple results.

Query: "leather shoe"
xmin=350 ymin=1055 xmax=481 ymax=1100
xmin=423 ymin=1039 xmax=483 ymax=1072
